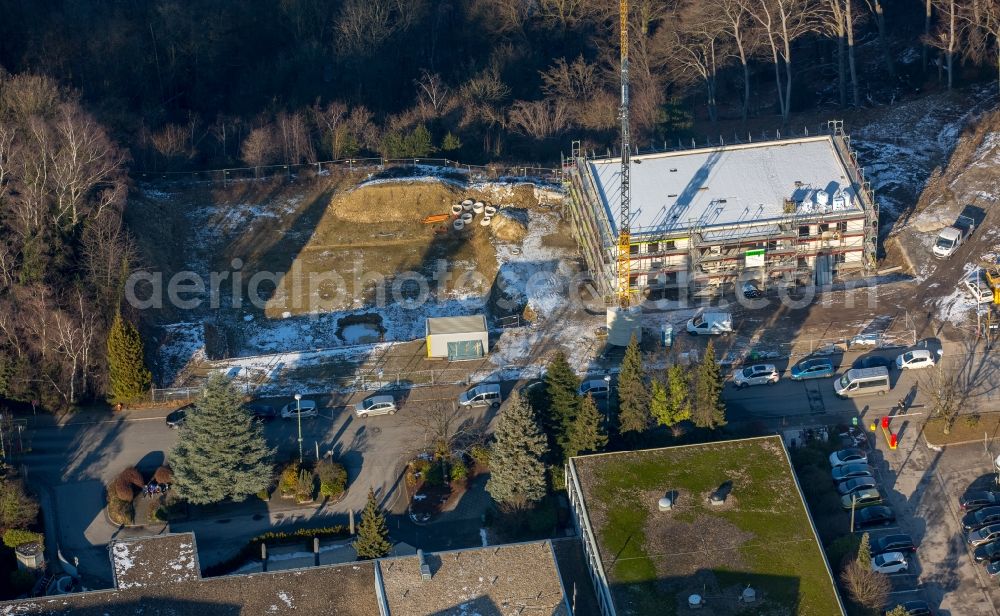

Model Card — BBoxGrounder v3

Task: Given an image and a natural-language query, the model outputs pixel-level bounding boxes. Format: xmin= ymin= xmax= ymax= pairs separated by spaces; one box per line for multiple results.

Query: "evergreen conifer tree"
xmin=544 ymin=351 xmax=581 ymax=455
xmin=486 ymin=395 xmax=548 ymax=510
xmin=565 ymin=394 xmax=607 ymax=459
xmin=617 ymin=334 xmax=651 ymax=434
xmin=692 ymin=341 xmax=726 ymax=429
xmin=441 ymin=131 xmax=463 ymax=152
xmin=354 ymin=488 xmax=392 ymax=559
xmin=856 ymin=532 xmax=872 ymax=571
xmin=107 ymin=312 xmax=152 ymax=404
xmin=170 ymin=374 xmax=273 ymax=504
xmin=651 ymin=364 xmax=692 ymax=427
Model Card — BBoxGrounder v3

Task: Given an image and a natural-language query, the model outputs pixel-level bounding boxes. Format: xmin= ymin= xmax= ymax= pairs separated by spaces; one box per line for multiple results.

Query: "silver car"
xmin=355 ymin=395 xmax=397 ymax=417
xmin=732 ymin=364 xmax=779 ymax=388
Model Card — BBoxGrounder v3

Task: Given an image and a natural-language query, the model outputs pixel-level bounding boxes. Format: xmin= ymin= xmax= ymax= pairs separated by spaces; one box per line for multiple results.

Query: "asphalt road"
xmin=19 ymin=339 xmax=994 ymax=588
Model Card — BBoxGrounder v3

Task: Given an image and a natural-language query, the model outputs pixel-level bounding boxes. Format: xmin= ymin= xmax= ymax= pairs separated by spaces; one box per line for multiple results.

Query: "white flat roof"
xmin=425 ymin=314 xmax=487 ymax=336
xmin=587 ymin=136 xmax=862 ymax=238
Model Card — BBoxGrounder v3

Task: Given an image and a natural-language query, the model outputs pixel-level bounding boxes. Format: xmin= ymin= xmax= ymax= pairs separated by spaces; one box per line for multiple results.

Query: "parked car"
xmin=849 ymin=333 xmax=882 ymax=348
xmin=165 ymin=408 xmax=187 ymax=429
xmin=962 ymin=506 xmax=1000 ymax=532
xmin=883 ymin=600 xmax=932 ymax=616
xmin=578 ymin=379 xmax=611 ymax=397
xmin=741 ymin=280 xmax=763 ymax=299
xmin=932 ymin=214 xmax=975 ymax=258
xmin=832 ymin=463 xmax=875 ymax=484
xmin=834 ymin=367 xmax=891 ymax=399
xmin=842 ymin=488 xmax=882 ymax=510
xmin=838 ymin=477 xmax=879 ymax=496
xmin=829 ymin=448 xmax=868 ymax=468
xmin=967 ymin=523 xmax=1000 ymax=546
xmin=960 ymin=491 xmax=1000 ymax=512
xmin=245 ymin=402 xmax=277 ymax=421
xmin=987 ymin=560 xmax=1000 ymax=578
xmin=458 ymin=383 xmax=502 ymax=408
xmin=518 ymin=380 xmax=546 ymax=409
xmin=280 ymin=399 xmax=318 ymax=419
xmin=852 ymin=355 xmax=894 ymax=370
xmin=895 ymin=349 xmax=937 ymax=371
xmin=872 ymin=533 xmax=916 ymax=555
xmin=855 ymin=506 xmax=896 ymax=529
xmin=354 ymin=395 xmax=398 ymax=417
xmin=790 ymin=357 xmax=835 ymax=380
xmin=964 ymin=269 xmax=994 ymax=304
xmin=732 ymin=364 xmax=779 ymax=388
xmin=973 ymin=539 xmax=1000 ymax=562
xmin=871 ymin=552 xmax=909 ymax=574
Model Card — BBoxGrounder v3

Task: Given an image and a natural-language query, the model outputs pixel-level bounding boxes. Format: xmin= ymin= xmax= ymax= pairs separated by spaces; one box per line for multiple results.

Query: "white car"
xmin=578 ymin=379 xmax=610 ymax=396
xmin=280 ymin=399 xmax=318 ymax=419
xmin=731 ymin=364 xmax=779 ymax=388
xmin=354 ymin=395 xmax=397 ymax=417
xmin=871 ymin=552 xmax=909 ymax=574
xmin=895 ymin=349 xmax=936 ymax=370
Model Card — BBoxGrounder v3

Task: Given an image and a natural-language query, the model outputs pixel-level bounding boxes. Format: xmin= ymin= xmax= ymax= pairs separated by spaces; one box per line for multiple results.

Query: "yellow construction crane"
xmin=616 ymin=0 xmax=632 ymax=309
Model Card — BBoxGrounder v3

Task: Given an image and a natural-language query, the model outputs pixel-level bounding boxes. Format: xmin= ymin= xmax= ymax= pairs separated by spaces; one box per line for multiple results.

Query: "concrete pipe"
xmin=484 ymin=206 xmax=498 ymax=216
xmin=460 ymin=212 xmax=474 ymax=223
xmin=462 ymin=199 xmax=474 ymax=206
xmin=473 ymin=202 xmax=485 ymax=214
xmin=480 ymin=216 xmax=492 ymax=226
xmin=451 ymin=204 xmax=463 ymax=216
xmin=453 ymin=219 xmax=465 ymax=231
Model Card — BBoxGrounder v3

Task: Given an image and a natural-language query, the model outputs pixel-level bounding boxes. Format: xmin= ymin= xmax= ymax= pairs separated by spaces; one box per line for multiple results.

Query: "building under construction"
xmin=564 ymin=123 xmax=879 ymax=302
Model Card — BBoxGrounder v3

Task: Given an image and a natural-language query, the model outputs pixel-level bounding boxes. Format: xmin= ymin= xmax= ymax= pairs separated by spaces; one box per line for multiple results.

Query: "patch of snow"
xmin=277 ymin=591 xmax=294 ymax=608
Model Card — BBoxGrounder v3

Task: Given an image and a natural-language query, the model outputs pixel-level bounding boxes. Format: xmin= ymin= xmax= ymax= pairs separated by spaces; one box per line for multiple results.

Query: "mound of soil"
xmin=329 ymin=179 xmax=462 ymax=223
xmin=491 ymin=207 xmax=529 ymax=242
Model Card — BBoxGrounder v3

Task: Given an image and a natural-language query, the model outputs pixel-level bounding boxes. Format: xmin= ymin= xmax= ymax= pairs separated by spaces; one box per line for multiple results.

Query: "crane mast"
xmin=616 ymin=0 xmax=632 ymax=310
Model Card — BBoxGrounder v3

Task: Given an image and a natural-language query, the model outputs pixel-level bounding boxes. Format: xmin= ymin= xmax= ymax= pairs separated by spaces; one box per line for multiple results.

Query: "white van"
xmin=686 ymin=312 xmax=734 ymax=335
xmin=834 ymin=367 xmax=890 ymax=399
xmin=458 ymin=383 xmax=502 ymax=408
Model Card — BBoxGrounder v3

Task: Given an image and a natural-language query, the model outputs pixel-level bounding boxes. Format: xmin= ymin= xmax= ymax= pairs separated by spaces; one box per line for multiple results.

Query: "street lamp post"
xmin=294 ymin=393 xmax=303 ymax=462
xmin=604 ymin=374 xmax=612 ymax=429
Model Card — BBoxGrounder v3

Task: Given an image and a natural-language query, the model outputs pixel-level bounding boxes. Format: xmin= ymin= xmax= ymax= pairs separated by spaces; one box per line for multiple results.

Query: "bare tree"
xmin=919 ymin=363 xmax=969 ymax=434
xmin=82 ymin=209 xmax=136 ymax=313
xmin=536 ymin=0 xmax=600 ymax=32
xmin=818 ymin=0 xmax=862 ymax=107
xmin=744 ymin=0 xmax=821 ymax=123
xmin=662 ymin=3 xmax=732 ymax=123
xmin=865 ymin=0 xmax=897 ymax=78
xmin=927 ymin=0 xmax=965 ymax=89
xmin=841 ymin=560 xmax=891 ymax=609
xmin=960 ymin=0 xmax=1000 ymax=95
xmin=150 ymin=123 xmax=193 ymax=167
xmin=507 ymin=100 xmax=571 ymax=139
xmin=414 ymin=71 xmax=452 ymax=119
xmin=240 ymin=125 xmax=277 ymax=168
xmin=412 ymin=402 xmax=486 ymax=457
xmin=721 ymin=0 xmax=763 ymax=121
xmin=336 ymin=0 xmax=424 ymax=54
xmin=275 ymin=111 xmax=315 ymax=164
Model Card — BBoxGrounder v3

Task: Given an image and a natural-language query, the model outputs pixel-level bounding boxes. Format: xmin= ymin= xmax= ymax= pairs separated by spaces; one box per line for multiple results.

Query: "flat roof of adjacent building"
xmin=2 ymin=562 xmax=381 ymax=616
xmin=2 ymin=538 xmax=568 ymax=616
xmin=568 ymin=436 xmax=844 ymax=615
xmin=425 ymin=314 xmax=487 ymax=335
xmin=110 ymin=533 xmax=200 ymax=590
xmin=378 ymin=541 xmax=569 ymax=616
xmin=587 ymin=136 xmax=862 ymax=237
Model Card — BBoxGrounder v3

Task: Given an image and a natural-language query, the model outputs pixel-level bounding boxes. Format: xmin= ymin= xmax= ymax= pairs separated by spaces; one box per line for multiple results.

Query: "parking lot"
xmin=818 ymin=419 xmax=1000 ymax=615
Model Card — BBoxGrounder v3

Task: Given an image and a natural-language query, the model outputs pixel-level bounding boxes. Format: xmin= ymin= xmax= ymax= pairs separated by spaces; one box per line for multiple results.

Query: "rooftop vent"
xmin=658 ymin=496 xmax=673 ymax=511
xmin=688 ymin=594 xmax=704 ymax=609
xmin=741 ymin=587 xmax=757 ymax=604
xmin=418 ymin=549 xmax=432 ymax=581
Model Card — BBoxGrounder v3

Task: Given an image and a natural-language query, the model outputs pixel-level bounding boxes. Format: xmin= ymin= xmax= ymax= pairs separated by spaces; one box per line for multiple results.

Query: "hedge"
xmin=2 ymin=529 xmax=43 ymax=549
xmin=202 ymin=525 xmax=349 ymax=577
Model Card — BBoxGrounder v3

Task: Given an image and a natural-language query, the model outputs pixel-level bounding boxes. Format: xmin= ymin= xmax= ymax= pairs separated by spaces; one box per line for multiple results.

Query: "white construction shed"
xmin=425 ymin=315 xmax=488 ymax=360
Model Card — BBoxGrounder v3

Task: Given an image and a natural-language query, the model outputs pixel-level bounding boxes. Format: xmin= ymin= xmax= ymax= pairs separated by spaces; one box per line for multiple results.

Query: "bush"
xmin=548 ymin=464 xmax=566 ymax=493
xmin=201 ymin=525 xmax=349 ymax=577
xmin=118 ymin=467 xmax=144 ymax=488
xmin=110 ymin=476 xmax=134 ymax=502
xmin=2 ymin=529 xmax=43 ymax=549
xmin=469 ymin=444 xmax=491 ymax=469
xmin=424 ymin=461 xmax=445 ymax=486
xmin=257 ymin=488 xmax=270 ymax=501
xmin=316 ymin=460 xmax=348 ymax=499
xmin=153 ymin=465 xmax=174 ymax=484
xmin=106 ymin=492 xmax=134 ymax=526
xmin=450 ymin=459 xmax=468 ymax=483
xmin=150 ymin=506 xmax=168 ymax=523
xmin=279 ymin=462 xmax=300 ymax=496
xmin=295 ymin=469 xmax=315 ymax=501
xmin=8 ymin=570 xmax=34 ymax=596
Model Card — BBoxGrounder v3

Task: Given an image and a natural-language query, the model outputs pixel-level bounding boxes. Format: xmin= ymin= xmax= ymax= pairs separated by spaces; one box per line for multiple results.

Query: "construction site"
xmin=564 ymin=124 xmax=880 ymax=304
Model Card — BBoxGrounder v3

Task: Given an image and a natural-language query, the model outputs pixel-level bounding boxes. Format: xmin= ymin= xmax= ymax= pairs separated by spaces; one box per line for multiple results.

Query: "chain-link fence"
xmin=137 ymin=157 xmax=562 ymax=186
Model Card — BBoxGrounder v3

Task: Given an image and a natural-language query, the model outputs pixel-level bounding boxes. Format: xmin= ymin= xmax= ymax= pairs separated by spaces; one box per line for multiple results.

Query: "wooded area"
xmin=1 ymin=0 xmax=999 ymax=171
xmin=0 ymin=0 xmax=998 ymax=408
